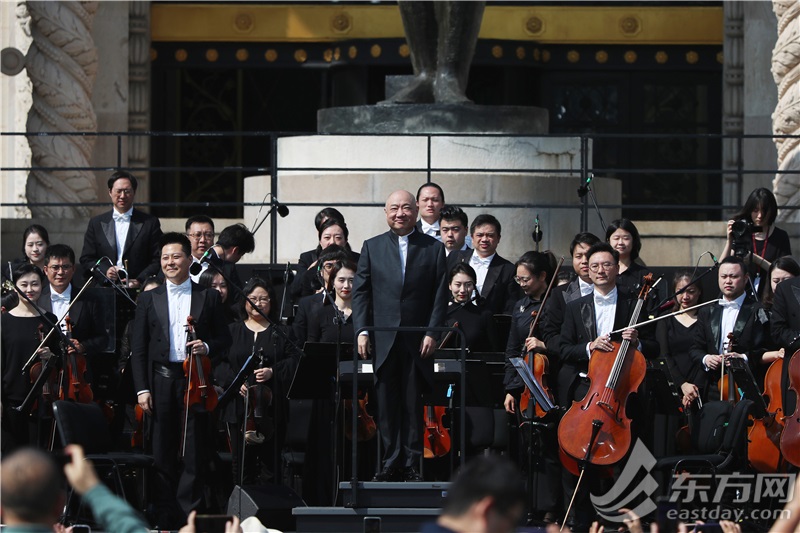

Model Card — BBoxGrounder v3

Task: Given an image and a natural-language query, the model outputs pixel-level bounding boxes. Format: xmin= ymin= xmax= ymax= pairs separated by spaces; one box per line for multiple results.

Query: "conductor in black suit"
xmin=353 ymin=190 xmax=449 ymax=482
xmin=79 ymin=171 xmax=162 ymax=288
xmin=131 ymin=233 xmax=231 ymax=526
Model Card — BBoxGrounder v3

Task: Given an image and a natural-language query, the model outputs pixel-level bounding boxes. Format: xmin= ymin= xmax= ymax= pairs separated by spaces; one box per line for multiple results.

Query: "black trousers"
xmin=374 ymin=342 xmax=424 ymax=469
xmin=151 ymin=368 xmax=210 ymax=521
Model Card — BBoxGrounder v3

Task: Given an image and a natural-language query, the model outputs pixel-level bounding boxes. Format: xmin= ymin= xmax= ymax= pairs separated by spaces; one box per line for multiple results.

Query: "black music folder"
xmin=288 ymin=342 xmax=352 ymax=400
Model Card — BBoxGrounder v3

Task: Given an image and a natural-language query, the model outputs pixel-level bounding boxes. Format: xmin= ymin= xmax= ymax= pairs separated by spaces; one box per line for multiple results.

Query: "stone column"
xmin=128 ymin=1 xmax=151 ymax=203
xmin=722 ymin=1 xmax=743 ymax=215
xmin=772 ymin=0 xmax=800 ymax=222
xmin=24 ymin=1 xmax=99 ymax=218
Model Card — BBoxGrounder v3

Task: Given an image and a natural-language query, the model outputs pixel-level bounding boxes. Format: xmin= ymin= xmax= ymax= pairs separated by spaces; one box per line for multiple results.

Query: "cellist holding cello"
xmin=131 ymin=233 xmax=231 ymax=529
xmin=556 ymin=243 xmax=659 ymax=531
xmin=502 ymin=250 xmax=560 ymax=524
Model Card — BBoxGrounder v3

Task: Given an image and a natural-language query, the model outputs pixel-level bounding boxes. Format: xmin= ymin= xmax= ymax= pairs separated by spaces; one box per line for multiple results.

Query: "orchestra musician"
xmin=4 ymin=224 xmax=50 ymax=281
xmin=131 ymin=233 xmax=231 ymax=527
xmin=295 ymin=219 xmax=360 ymax=299
xmin=293 ymin=245 xmax=350 ymax=346
xmin=768 ymin=261 xmax=800 ymax=421
xmin=441 ymin=263 xmax=492 ymax=351
xmin=291 ymin=207 xmax=347 ymax=303
xmin=416 ymin=182 xmax=445 ymax=241
xmin=353 ymin=190 xmax=449 ymax=482
xmin=1 ymin=264 xmax=59 ymax=452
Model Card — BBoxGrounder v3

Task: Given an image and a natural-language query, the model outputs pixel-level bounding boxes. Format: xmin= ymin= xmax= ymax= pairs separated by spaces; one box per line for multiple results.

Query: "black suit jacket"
xmin=689 ymin=294 xmax=768 ymax=397
xmin=770 ymin=277 xmax=800 ymax=416
xmin=130 ymin=282 xmax=232 ymax=394
xmin=80 ymin=208 xmax=163 ymax=282
xmin=542 ymin=278 xmax=585 ymax=355
xmin=352 ymin=230 xmax=448 ymax=382
xmin=557 ymin=289 xmax=658 ymax=407
xmin=39 ymin=283 xmax=109 ymax=355
xmin=453 ymin=250 xmax=520 ymax=315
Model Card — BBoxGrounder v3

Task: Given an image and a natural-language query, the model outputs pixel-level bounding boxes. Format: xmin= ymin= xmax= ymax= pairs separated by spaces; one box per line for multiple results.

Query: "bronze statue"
xmin=384 ymin=1 xmax=485 ymax=105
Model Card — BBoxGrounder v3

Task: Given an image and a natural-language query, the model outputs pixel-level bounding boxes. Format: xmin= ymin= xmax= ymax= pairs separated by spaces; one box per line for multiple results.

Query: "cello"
xmin=748 ymin=358 xmax=785 ymax=472
xmin=558 ymin=274 xmax=653 ymax=468
xmin=780 ymin=349 xmax=800 ymax=467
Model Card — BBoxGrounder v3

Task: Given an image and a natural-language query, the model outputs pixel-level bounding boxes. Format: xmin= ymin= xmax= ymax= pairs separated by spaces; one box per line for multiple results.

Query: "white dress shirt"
xmin=167 ymin=278 xmax=192 ymax=362
xmin=585 ymin=287 xmax=618 ymax=359
xmin=189 ymin=257 xmax=209 ymax=284
xmin=579 ymin=278 xmax=594 ymax=297
xmin=419 ymin=219 xmax=441 ymax=242
xmin=398 ymin=231 xmax=411 ymax=282
xmin=718 ymin=292 xmax=747 ymax=355
xmin=470 ymin=253 xmax=495 ymax=295
xmin=113 ymin=207 xmax=133 ymax=267
xmin=50 ymin=284 xmax=72 ymax=331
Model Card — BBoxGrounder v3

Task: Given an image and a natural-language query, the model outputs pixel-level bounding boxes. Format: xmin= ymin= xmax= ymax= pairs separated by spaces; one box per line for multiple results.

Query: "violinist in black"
xmin=439 ymin=263 xmax=492 ymax=352
xmin=221 ymin=278 xmax=296 ymax=486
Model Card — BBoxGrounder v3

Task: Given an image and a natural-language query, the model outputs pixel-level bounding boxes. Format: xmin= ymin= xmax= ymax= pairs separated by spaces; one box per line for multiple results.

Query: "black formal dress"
xmin=749 ymin=226 xmax=791 ymax=298
xmin=657 ymin=316 xmax=702 ymax=390
xmin=293 ymin=292 xmax=327 ymax=346
xmin=353 ymin=229 xmax=448 ymax=472
xmin=1 ymin=311 xmax=59 ymax=452
xmin=308 ymin=303 xmax=354 ymax=344
xmin=440 ymin=300 xmax=492 ymax=352
xmin=80 ymin=208 xmax=163 ymax=283
xmin=130 ymin=282 xmax=231 ymax=525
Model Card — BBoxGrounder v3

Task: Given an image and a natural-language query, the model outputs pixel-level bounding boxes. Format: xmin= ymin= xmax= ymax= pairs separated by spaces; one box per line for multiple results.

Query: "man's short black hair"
xmin=441 ymin=455 xmax=524 ymax=518
xmin=470 ymin=214 xmax=501 ymax=237
xmin=586 ymin=242 xmax=619 ymax=263
xmin=44 ymin=244 xmax=75 ymax=266
xmin=217 ymin=223 xmax=255 ymax=254
xmin=159 ymin=232 xmax=192 ymax=257
xmin=720 ymin=255 xmax=748 ymax=276
xmin=317 ymin=244 xmax=350 ymax=266
xmin=185 ymin=215 xmax=215 ymax=232
xmin=569 ymin=232 xmax=601 ymax=256
xmin=107 ymin=170 xmax=138 ymax=191
xmin=439 ymin=205 xmax=468 ymax=228
xmin=416 ymin=182 xmax=445 ymax=204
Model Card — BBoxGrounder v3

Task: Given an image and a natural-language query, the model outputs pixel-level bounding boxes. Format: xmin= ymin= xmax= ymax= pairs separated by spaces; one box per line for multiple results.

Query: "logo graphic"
xmin=590 ymin=439 xmax=659 ymax=522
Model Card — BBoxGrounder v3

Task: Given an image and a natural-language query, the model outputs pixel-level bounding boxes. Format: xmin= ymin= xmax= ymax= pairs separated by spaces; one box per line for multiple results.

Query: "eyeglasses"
xmin=321 ymin=263 xmax=337 ymax=271
xmin=47 ymin=265 xmax=73 ymax=272
xmin=514 ymin=276 xmax=533 ymax=284
xmin=112 ymin=189 xmax=134 ymax=196
xmin=187 ymin=232 xmax=215 ymax=240
xmin=589 ymin=262 xmax=616 ymax=272
xmin=250 ymin=297 xmax=270 ymax=304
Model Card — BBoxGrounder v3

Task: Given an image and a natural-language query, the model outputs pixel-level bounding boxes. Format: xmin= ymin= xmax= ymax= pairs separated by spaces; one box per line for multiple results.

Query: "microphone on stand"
xmin=189 ymin=249 xmax=213 ymax=276
xmin=273 ymin=197 xmax=290 ymax=218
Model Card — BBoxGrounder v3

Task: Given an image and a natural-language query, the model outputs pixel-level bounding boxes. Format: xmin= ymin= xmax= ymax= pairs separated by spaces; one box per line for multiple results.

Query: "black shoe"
xmin=373 ymin=467 xmax=401 ymax=482
xmin=403 ymin=466 xmax=423 ymax=482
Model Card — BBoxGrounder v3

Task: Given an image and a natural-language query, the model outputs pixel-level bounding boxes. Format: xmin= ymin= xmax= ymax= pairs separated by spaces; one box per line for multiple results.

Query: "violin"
xmin=182 ymin=316 xmax=217 ymax=412
xmin=29 ymin=324 xmax=58 ymax=413
xmin=423 ymin=405 xmax=450 ymax=458
xmin=780 ymin=349 xmax=800 ymax=467
xmin=748 ymin=359 xmax=786 ymax=472
xmin=345 ymin=391 xmax=377 ymax=442
xmin=718 ymin=333 xmax=740 ymax=403
xmin=245 ymin=348 xmax=273 ymax=444
xmin=558 ymin=273 xmax=653 ymax=468
xmin=62 ymin=317 xmax=93 ymax=403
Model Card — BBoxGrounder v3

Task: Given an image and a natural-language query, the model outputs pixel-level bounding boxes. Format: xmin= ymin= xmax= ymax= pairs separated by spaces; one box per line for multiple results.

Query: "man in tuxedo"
xmin=557 ymin=242 xmax=658 ymax=530
xmin=131 ymin=233 xmax=231 ymax=526
xmin=440 ymin=205 xmax=470 ymax=263
xmin=689 ymin=255 xmax=767 ymax=402
xmin=454 ymin=214 xmax=520 ymax=315
xmin=353 ymin=190 xmax=449 ymax=482
xmin=79 ymin=171 xmax=162 ymax=288
xmin=40 ymin=245 xmax=109 ymax=394
xmin=190 ymin=223 xmax=254 ymax=290
xmin=542 ymin=232 xmax=601 ymax=354
xmin=770 ymin=272 xmax=800 ymax=419
xmin=415 ymin=182 xmax=445 ymax=240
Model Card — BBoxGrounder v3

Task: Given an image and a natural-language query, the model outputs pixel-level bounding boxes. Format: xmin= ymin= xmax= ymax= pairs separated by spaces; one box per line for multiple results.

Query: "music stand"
xmin=287 ymin=342 xmax=351 ymax=400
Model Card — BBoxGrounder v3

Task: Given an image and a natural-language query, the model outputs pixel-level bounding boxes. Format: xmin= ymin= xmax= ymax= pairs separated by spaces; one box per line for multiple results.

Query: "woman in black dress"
xmin=721 ymin=187 xmax=792 ymax=298
xmin=307 ymin=260 xmax=356 ymax=344
xmin=605 ymin=219 xmax=653 ymax=297
xmin=3 ymin=224 xmax=50 ymax=282
xmin=1 ymin=263 xmax=58 ymax=452
xmin=221 ymin=278 xmax=296 ymax=486
xmin=440 ymin=263 xmax=492 ymax=352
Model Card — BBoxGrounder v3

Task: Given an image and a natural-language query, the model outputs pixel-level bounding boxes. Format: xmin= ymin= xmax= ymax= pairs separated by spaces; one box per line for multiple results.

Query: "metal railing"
xmin=3 ymin=130 xmax=800 ymax=262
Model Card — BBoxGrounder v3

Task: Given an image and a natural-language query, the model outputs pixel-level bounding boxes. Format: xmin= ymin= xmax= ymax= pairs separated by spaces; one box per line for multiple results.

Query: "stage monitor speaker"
xmin=227 ymin=484 xmax=306 ymax=532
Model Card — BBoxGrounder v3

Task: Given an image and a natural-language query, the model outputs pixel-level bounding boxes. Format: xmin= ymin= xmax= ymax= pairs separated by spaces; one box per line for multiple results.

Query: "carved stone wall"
xmin=772 ymin=0 xmax=800 ymax=222
xmin=25 ymin=1 xmax=99 ymax=218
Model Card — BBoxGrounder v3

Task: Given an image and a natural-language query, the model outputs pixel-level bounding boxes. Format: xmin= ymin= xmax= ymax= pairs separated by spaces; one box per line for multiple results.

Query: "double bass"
xmin=558 ymin=274 xmax=653 ymax=468
xmin=748 ymin=358 xmax=785 ymax=472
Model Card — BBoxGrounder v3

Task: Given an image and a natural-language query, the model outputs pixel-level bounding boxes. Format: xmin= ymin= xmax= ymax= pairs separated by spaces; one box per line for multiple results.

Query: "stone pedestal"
xmin=317 ymin=104 xmax=549 ymax=134
xmin=244 ymin=134 xmax=620 ymax=264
